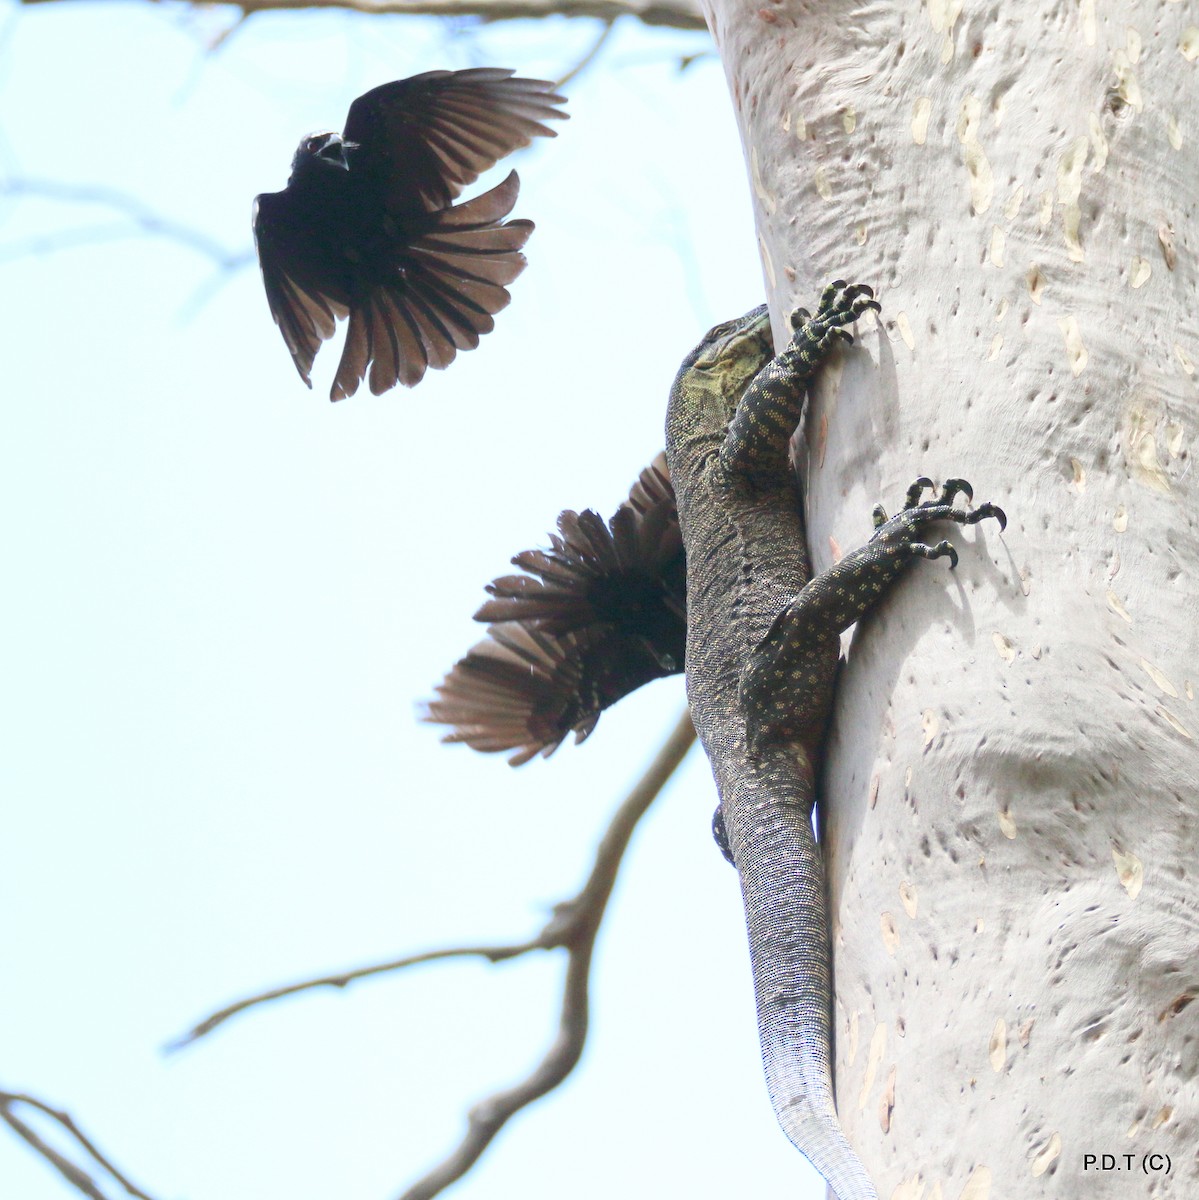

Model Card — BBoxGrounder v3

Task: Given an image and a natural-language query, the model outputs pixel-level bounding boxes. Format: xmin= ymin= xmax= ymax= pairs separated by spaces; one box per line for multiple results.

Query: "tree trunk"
xmin=701 ymin=1 xmax=1199 ymax=1195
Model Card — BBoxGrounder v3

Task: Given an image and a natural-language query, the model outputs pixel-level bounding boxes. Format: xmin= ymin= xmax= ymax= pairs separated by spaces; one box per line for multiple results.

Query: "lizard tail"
xmin=765 ymin=1072 xmax=879 ymax=1200
xmin=729 ymin=773 xmax=879 ymax=1200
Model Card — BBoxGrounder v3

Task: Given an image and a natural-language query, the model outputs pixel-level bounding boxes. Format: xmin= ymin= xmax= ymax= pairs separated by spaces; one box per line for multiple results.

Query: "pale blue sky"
xmin=0 ymin=4 xmax=828 ymax=1198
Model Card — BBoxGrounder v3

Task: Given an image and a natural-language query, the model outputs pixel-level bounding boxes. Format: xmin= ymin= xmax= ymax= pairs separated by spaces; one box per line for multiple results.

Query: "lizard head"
xmin=679 ymin=304 xmax=775 ymax=401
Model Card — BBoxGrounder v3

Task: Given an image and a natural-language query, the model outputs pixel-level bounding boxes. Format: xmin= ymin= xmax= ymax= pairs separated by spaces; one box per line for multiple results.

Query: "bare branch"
xmin=173 ymin=710 xmax=694 ymax=1050
xmin=0 ymin=1088 xmax=161 ymax=1200
xmin=20 ymin=0 xmax=708 ymax=33
xmin=168 ymin=940 xmax=548 ymax=1049
xmin=397 ymin=707 xmax=696 ymax=1200
xmin=171 ymin=709 xmax=695 ymax=1200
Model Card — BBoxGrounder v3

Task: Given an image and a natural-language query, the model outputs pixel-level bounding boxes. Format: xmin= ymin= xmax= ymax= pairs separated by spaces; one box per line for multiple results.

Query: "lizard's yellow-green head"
xmin=680 ymin=304 xmax=775 ymax=400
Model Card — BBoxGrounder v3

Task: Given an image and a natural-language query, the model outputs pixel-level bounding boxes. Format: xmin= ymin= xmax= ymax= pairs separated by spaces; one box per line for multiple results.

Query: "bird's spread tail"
xmin=332 ymin=171 xmax=532 ymax=398
xmin=425 ymin=456 xmax=686 ymax=765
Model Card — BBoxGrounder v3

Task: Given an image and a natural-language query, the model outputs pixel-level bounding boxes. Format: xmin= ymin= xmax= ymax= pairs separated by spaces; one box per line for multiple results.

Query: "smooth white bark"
xmin=702 ymin=2 xmax=1199 ymax=1195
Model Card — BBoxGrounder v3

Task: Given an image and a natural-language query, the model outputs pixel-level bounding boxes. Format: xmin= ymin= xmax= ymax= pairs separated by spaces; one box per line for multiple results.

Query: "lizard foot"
xmin=711 ymin=804 xmax=735 ymax=866
xmin=869 ymin=478 xmax=1006 ymax=569
xmin=785 ymin=280 xmax=881 ymax=367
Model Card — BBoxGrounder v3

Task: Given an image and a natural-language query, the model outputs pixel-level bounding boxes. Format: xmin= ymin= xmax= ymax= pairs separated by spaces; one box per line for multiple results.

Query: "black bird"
xmin=426 ymin=456 xmax=686 ymax=765
xmin=253 ymin=69 xmax=567 ymax=400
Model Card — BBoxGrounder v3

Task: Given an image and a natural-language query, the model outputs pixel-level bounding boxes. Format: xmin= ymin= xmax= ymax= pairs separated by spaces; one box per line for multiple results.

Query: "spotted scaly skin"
xmin=664 ymin=283 xmax=1004 ymax=1200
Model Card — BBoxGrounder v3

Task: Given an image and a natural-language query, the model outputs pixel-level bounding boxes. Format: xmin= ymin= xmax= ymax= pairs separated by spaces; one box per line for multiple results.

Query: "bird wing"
xmin=342 ymin=68 xmax=567 ymax=214
xmin=425 ymin=457 xmax=686 ymax=765
xmin=252 ymin=190 xmax=347 ymax=386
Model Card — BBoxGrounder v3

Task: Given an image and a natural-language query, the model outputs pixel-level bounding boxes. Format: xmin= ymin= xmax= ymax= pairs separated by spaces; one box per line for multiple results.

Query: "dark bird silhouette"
xmin=425 ymin=456 xmax=686 ymax=765
xmin=253 ymin=69 xmax=567 ymax=400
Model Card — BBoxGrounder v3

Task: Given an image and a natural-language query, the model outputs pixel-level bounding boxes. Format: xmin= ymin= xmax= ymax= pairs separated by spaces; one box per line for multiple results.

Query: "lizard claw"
xmin=911 ymin=538 xmax=959 ymax=569
xmin=786 ymin=280 xmax=879 ymax=363
xmin=964 ymin=500 xmax=1007 ymax=531
xmin=904 ymin=477 xmax=936 ymax=507
xmin=938 ymin=477 xmax=973 ymax=505
xmin=868 ymin=478 xmax=1006 ymax=563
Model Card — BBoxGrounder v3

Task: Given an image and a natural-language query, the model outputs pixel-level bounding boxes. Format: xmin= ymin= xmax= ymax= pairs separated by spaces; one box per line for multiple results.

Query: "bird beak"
xmin=321 ymin=139 xmax=353 ymax=170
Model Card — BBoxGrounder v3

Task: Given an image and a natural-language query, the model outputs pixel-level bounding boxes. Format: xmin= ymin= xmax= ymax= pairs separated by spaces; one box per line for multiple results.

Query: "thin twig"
xmin=0 ymin=178 xmax=250 ymax=269
xmin=168 ymin=940 xmax=548 ymax=1049
xmin=0 ymin=1088 xmax=161 ymax=1200
xmin=555 ymin=18 xmax=615 ymax=90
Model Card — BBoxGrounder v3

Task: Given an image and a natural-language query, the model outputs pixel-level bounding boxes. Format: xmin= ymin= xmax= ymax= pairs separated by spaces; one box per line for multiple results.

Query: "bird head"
xmin=289 ymin=132 xmax=356 ymax=179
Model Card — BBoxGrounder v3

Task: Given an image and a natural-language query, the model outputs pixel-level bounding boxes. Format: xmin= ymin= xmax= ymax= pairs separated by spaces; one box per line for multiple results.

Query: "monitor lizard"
xmin=664 ymin=282 xmax=1003 ymax=1199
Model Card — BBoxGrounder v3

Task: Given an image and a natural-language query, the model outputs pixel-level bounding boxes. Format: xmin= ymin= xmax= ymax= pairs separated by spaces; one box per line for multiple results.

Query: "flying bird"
xmin=253 ymin=69 xmax=567 ymax=400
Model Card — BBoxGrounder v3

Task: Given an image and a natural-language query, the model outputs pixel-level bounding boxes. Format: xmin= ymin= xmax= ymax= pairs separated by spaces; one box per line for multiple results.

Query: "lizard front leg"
xmin=720 ymin=280 xmax=880 ymax=489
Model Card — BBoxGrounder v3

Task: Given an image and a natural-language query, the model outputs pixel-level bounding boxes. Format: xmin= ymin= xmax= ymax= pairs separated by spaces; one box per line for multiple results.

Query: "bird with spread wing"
xmin=254 ymin=68 xmax=567 ymax=400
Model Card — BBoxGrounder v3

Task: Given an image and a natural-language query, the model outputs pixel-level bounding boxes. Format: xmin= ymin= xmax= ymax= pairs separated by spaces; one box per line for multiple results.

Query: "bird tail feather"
xmin=331 ymin=170 xmax=534 ymax=399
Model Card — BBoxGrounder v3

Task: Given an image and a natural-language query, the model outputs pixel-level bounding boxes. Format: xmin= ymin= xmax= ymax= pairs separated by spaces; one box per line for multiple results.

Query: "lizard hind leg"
xmin=711 ymin=804 xmax=735 ymax=865
xmin=862 ymin=480 xmax=1006 ymax=575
